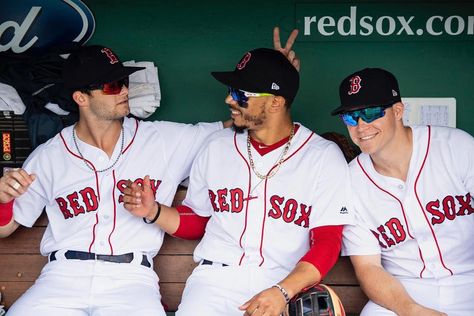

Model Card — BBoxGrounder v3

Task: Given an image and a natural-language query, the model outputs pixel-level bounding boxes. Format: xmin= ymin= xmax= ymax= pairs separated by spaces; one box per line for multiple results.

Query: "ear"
xmin=268 ymin=96 xmax=286 ymax=113
xmin=72 ymin=91 xmax=88 ymax=107
xmin=392 ymin=102 xmax=404 ymax=121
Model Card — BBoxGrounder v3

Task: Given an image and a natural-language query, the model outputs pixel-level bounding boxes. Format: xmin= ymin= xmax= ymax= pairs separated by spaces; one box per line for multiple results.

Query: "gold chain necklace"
xmin=247 ymin=124 xmax=295 ymax=180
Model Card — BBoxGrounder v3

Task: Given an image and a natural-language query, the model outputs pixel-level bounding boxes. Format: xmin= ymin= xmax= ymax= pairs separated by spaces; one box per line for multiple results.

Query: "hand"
xmin=0 ymin=168 xmax=35 ymax=203
xmin=239 ymin=286 xmax=287 ymax=316
xmin=273 ymin=26 xmax=300 ymax=71
xmin=122 ymin=175 xmax=158 ymax=220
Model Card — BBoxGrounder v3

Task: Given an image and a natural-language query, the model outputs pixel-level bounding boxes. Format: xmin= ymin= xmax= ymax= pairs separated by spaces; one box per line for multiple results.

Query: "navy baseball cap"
xmin=331 ymin=68 xmax=401 ymax=115
xmin=62 ymin=45 xmax=144 ymax=90
xmin=211 ymin=48 xmax=299 ymax=103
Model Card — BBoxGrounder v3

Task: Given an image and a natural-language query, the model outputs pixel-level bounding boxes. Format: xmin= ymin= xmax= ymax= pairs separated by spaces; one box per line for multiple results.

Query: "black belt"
xmin=49 ymin=250 xmax=151 ymax=268
xmin=202 ymin=259 xmax=228 ymax=267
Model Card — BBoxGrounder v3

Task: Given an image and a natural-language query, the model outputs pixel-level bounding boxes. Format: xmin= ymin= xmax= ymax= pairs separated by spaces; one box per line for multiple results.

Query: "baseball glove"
xmin=283 ymin=284 xmax=345 ymax=316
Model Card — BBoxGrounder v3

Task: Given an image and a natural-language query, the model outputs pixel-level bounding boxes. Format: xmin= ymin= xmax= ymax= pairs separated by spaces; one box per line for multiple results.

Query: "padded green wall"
xmin=85 ymin=0 xmax=474 ymax=136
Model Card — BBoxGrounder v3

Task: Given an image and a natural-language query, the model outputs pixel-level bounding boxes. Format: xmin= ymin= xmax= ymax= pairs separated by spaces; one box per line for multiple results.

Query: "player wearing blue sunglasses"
xmin=331 ymin=68 xmax=402 ymax=155
xmin=331 ymin=67 xmax=474 ymax=316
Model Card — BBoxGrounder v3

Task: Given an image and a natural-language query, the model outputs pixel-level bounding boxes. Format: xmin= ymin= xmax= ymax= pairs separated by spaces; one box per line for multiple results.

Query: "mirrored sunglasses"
xmin=88 ymin=77 xmax=129 ymax=95
xmin=340 ymin=105 xmax=392 ymax=126
xmin=228 ymin=87 xmax=274 ymax=108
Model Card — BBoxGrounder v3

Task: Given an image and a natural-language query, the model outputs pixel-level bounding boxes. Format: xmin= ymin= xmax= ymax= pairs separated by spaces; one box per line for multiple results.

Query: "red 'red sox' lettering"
xmin=371 ymin=217 xmax=406 ymax=249
xmin=207 ymin=190 xmax=311 ymax=227
xmin=55 ymin=187 xmax=99 ymax=219
xmin=56 ymin=178 xmax=162 ymax=220
xmin=268 ymin=194 xmax=311 ymax=228
xmin=425 ymin=193 xmax=474 ymax=225
xmin=208 ymin=188 xmax=244 ymax=213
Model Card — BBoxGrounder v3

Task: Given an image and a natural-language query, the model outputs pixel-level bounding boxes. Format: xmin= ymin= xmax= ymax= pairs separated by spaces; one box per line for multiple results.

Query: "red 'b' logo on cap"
xmin=348 ymin=76 xmax=362 ymax=95
xmin=237 ymin=52 xmax=251 ymax=70
xmin=101 ymin=48 xmax=119 ymax=64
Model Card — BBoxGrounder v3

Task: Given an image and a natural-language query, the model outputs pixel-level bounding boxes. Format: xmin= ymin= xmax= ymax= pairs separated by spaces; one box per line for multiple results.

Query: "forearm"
xmin=144 ymin=202 xmax=180 ymax=235
xmin=276 ymin=225 xmax=342 ymax=299
xmin=352 ymin=257 xmax=417 ymax=315
xmin=278 ymin=261 xmax=321 ymax=299
xmin=0 ymin=218 xmax=19 ymax=238
xmin=146 ymin=203 xmax=208 ymax=239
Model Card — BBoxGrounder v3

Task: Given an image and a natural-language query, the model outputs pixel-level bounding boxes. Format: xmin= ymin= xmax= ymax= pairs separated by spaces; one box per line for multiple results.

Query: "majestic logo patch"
xmin=339 ymin=206 xmax=348 ymax=214
xmin=0 ymin=0 xmax=95 ymax=54
xmin=348 ymin=75 xmax=362 ymax=95
xmin=237 ymin=52 xmax=251 ymax=70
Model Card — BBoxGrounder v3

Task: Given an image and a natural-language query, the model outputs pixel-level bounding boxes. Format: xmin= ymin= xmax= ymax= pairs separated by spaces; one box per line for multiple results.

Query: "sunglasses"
xmin=88 ymin=77 xmax=129 ymax=95
xmin=340 ymin=105 xmax=392 ymax=126
xmin=228 ymin=87 xmax=274 ymax=108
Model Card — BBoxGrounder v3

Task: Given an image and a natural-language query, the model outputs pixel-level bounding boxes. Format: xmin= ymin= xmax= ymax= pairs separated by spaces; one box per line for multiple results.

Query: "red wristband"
xmin=0 ymin=200 xmax=14 ymax=226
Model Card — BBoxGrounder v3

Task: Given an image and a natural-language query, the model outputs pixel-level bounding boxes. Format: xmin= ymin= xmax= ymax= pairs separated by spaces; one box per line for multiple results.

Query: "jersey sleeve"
xmin=452 ymin=128 xmax=474 ymax=196
xmin=341 ymin=210 xmax=381 ymax=256
xmin=309 ymin=142 xmax=354 ymax=228
xmin=13 ymin=146 xmax=50 ymax=227
xmin=156 ymin=121 xmax=222 ymax=184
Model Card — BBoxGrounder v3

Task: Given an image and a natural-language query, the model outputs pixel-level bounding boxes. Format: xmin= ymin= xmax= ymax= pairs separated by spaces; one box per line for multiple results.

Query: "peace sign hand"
xmin=273 ymin=26 xmax=300 ymax=71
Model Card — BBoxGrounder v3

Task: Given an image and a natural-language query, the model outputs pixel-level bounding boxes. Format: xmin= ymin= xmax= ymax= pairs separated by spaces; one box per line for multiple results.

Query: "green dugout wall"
xmin=86 ymin=0 xmax=474 ymax=136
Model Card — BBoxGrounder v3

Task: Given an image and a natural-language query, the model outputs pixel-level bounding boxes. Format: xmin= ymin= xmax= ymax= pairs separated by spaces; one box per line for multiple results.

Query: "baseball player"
xmin=0 ymin=45 xmax=224 ymax=316
xmin=123 ymin=47 xmax=353 ymax=316
xmin=332 ymin=68 xmax=474 ymax=315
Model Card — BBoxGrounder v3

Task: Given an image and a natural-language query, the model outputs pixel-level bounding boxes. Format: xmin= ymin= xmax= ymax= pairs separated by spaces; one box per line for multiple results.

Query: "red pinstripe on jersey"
xmin=107 ymin=170 xmax=118 ymax=255
xmin=413 ymin=126 xmax=453 ymax=276
xmin=123 ymin=118 xmax=139 ymax=154
xmin=233 ymin=132 xmax=253 ymax=265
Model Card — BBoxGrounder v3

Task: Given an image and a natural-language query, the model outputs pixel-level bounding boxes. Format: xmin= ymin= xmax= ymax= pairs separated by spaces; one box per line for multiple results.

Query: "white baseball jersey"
xmin=13 ymin=117 xmax=222 ymax=256
xmin=342 ymin=125 xmax=474 ymax=280
xmin=183 ymin=124 xmax=353 ymax=272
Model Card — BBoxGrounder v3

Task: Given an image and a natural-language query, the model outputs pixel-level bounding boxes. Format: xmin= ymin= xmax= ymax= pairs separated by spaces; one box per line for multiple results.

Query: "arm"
xmin=239 ymin=225 xmax=342 ymax=316
xmin=0 ymin=168 xmax=35 ymax=237
xmin=351 ymin=254 xmax=447 ymax=316
xmin=239 ymin=262 xmax=319 ymax=316
xmin=122 ymin=175 xmax=208 ymax=238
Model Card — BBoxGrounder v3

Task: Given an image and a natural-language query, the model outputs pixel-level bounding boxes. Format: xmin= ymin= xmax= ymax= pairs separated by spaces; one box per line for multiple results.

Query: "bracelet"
xmin=143 ymin=201 xmax=161 ymax=224
xmin=272 ymin=284 xmax=290 ymax=303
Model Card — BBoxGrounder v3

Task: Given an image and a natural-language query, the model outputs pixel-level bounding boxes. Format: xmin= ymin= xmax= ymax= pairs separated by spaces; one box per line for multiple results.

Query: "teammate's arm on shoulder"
xmin=350 ymin=255 xmax=447 ymax=316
